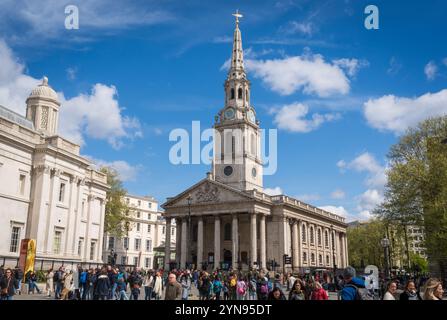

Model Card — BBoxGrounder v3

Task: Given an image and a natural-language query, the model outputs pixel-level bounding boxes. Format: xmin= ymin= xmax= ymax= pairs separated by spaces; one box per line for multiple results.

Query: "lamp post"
xmin=381 ymin=236 xmax=390 ymax=280
xmin=330 ymin=225 xmax=337 ymax=279
xmin=125 ymin=221 xmax=130 ymax=266
xmin=187 ymin=194 xmax=192 ymax=270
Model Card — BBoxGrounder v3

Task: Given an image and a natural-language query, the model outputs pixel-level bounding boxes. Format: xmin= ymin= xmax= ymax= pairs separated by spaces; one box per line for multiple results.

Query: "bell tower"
xmin=213 ymin=11 xmax=263 ymax=192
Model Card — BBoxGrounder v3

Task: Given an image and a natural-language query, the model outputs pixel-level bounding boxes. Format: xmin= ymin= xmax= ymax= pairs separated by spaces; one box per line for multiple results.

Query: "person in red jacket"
xmin=311 ymin=281 xmax=329 ymax=300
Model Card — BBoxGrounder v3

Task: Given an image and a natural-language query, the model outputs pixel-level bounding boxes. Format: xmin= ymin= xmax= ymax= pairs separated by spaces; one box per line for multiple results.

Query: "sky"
xmin=0 ymin=0 xmax=446 ymax=222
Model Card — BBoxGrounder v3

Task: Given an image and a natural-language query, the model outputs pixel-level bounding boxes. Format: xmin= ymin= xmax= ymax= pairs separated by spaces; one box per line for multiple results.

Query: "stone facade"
xmin=0 ymin=78 xmax=108 ymax=267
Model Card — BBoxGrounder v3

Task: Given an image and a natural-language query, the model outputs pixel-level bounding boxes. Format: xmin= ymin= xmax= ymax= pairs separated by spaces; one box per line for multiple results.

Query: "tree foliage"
xmin=101 ymin=167 xmax=131 ymax=238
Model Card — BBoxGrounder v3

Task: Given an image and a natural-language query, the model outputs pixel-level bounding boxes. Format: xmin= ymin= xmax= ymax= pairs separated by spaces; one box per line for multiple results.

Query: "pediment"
xmin=162 ymin=178 xmax=254 ymax=208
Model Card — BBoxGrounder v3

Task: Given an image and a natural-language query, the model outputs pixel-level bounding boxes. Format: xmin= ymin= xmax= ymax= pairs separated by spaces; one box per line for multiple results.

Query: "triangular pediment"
xmin=162 ymin=178 xmax=254 ymax=208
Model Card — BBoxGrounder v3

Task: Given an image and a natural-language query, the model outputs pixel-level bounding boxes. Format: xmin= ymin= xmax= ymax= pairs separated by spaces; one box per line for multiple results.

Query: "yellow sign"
xmin=25 ymin=239 xmax=36 ymax=275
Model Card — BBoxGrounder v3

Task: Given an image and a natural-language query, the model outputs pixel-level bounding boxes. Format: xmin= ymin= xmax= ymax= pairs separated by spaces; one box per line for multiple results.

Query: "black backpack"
xmin=344 ymin=284 xmax=374 ymax=300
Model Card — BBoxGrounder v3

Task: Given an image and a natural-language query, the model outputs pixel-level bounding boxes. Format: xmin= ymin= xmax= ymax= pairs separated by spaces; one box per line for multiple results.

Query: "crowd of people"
xmin=0 ymin=264 xmax=445 ymax=301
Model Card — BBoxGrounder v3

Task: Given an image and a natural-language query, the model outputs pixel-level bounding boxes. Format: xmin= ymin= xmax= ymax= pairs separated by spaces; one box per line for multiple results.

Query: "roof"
xmin=28 ymin=77 xmax=58 ymax=102
xmin=0 ymin=105 xmax=35 ymax=130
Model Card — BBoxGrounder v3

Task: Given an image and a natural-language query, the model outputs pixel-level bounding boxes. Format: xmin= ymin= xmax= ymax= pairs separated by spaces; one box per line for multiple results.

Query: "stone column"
xmin=164 ymin=218 xmax=172 ymax=270
xmin=232 ymin=214 xmax=239 ymax=270
xmin=250 ymin=213 xmax=257 ymax=269
xmin=197 ymin=217 xmax=204 ymax=270
xmin=214 ymin=216 xmax=220 ymax=270
xmin=292 ymin=220 xmax=299 ymax=271
xmin=180 ymin=219 xmax=188 ymax=269
xmin=84 ymin=195 xmax=94 ymax=261
xmin=45 ymin=169 xmax=60 ymax=254
xmin=97 ymin=199 xmax=105 ymax=262
xmin=297 ymin=220 xmax=302 ymax=268
xmin=343 ymin=233 xmax=349 ymax=267
xmin=259 ymin=214 xmax=266 ymax=271
xmin=175 ymin=218 xmax=182 ymax=267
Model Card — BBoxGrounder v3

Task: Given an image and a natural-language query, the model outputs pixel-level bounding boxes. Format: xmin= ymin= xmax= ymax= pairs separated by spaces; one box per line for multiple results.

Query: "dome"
xmin=28 ymin=76 xmax=59 ymax=101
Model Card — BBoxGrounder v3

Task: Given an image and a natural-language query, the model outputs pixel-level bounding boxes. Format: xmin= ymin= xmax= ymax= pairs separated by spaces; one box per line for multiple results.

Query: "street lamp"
xmin=330 ymin=225 xmax=337 ymax=279
xmin=187 ymin=194 xmax=193 ymax=270
xmin=381 ymin=236 xmax=390 ymax=280
xmin=125 ymin=221 xmax=130 ymax=266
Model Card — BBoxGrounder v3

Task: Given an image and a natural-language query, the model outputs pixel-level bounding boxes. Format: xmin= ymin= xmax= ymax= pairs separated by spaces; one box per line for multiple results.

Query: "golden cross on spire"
xmin=232 ymin=9 xmax=243 ymax=25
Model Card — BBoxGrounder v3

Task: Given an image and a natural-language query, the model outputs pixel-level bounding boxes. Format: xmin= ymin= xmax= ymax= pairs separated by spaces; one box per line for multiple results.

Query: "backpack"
xmin=230 ymin=278 xmax=236 ymax=287
xmin=213 ymin=281 xmax=222 ymax=293
xmin=345 ymin=284 xmax=374 ymax=300
xmin=237 ymin=282 xmax=246 ymax=295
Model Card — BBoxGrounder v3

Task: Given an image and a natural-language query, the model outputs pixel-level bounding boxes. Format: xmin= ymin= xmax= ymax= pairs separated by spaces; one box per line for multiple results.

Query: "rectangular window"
xmin=133 ymin=257 xmax=138 ymax=266
xmin=146 ymin=239 xmax=152 ymax=252
xmin=138 ymin=200 xmax=141 ymax=206
xmin=145 ymin=257 xmax=150 ymax=268
xmin=59 ymin=183 xmax=66 ymax=202
xmin=81 ymin=201 xmax=85 ymax=218
xmin=148 ymin=225 xmax=151 ymax=233
xmin=53 ymin=230 xmax=62 ymax=254
xmin=123 ymin=237 xmax=129 ymax=250
xmin=90 ymin=241 xmax=96 ymax=260
xmin=121 ymin=256 xmax=127 ymax=265
xmin=148 ymin=202 xmax=152 ymax=209
xmin=135 ymin=238 xmax=141 ymax=251
xmin=108 ymin=237 xmax=115 ymax=250
xmin=19 ymin=174 xmax=26 ymax=195
xmin=9 ymin=226 xmax=21 ymax=253
xmin=171 ymin=227 xmax=175 ymax=236
xmin=78 ymin=238 xmax=83 ymax=256
xmin=137 ymin=223 xmax=141 ymax=232
xmin=148 ymin=213 xmax=151 ymax=220
xmin=162 ymin=226 xmax=165 ymax=234
xmin=137 ymin=212 xmax=141 ymax=218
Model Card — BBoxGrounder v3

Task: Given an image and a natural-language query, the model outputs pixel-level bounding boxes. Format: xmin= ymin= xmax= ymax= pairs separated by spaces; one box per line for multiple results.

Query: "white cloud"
xmin=333 ymin=58 xmax=369 ymax=77
xmin=0 ymin=39 xmax=141 ymax=149
xmin=212 ymin=35 xmax=232 ymax=43
xmin=264 ymin=187 xmax=283 ymax=196
xmin=319 ymin=206 xmax=349 ymax=218
xmin=86 ymin=157 xmax=141 ymax=182
xmin=364 ymin=89 xmax=447 ymax=135
xmin=330 ymin=189 xmax=346 ymax=199
xmin=342 ymin=152 xmax=387 ymax=189
xmin=424 ymin=61 xmax=438 ymax=80
xmin=66 ymin=67 xmax=77 ymax=80
xmin=281 ymin=22 xmax=314 ymax=36
xmin=273 ymin=102 xmax=341 ymax=133
xmin=387 ymin=57 xmax=402 ymax=75
xmin=296 ymin=194 xmax=321 ymax=202
xmin=357 ymin=189 xmax=383 ymax=212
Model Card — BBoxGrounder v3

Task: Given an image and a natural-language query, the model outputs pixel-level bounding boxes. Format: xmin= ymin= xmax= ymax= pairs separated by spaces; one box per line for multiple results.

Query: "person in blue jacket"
xmin=340 ymin=266 xmax=367 ymax=300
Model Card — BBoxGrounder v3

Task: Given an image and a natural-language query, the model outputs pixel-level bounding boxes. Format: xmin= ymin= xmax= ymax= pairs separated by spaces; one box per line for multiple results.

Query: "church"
xmin=0 ymin=77 xmax=108 ymax=268
xmin=162 ymin=14 xmax=348 ymax=273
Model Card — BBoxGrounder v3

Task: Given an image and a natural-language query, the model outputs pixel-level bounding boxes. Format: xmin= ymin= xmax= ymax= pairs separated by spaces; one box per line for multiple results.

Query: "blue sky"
xmin=1 ymin=0 xmax=446 ymax=221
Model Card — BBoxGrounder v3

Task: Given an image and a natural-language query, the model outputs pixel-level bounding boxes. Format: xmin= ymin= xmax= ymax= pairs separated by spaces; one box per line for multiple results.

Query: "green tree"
xmin=375 ymin=116 xmax=447 ymax=279
xmin=101 ymin=167 xmax=131 ymax=238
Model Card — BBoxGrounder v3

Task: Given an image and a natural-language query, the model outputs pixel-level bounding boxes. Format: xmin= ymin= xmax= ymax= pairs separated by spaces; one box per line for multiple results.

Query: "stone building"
xmin=162 ymin=14 xmax=348 ymax=272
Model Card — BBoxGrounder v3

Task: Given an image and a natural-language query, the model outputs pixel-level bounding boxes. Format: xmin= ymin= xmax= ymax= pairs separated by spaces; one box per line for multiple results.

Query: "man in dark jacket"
xmin=165 ymin=273 xmax=182 ymax=300
xmin=94 ymin=269 xmax=111 ymax=300
xmin=14 ymin=266 xmax=23 ymax=295
xmin=0 ymin=268 xmax=18 ymax=300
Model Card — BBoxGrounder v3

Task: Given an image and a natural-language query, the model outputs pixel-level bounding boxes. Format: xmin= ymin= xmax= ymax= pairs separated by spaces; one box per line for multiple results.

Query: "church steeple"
xmin=229 ymin=10 xmax=246 ymax=80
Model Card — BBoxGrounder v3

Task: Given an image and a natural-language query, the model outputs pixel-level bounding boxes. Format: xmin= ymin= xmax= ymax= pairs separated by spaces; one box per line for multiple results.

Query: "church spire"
xmin=229 ymin=10 xmax=246 ymax=80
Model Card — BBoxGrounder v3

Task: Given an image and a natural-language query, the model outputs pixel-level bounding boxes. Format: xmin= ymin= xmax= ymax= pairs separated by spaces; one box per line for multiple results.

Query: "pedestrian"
xmin=311 ymin=281 xmax=329 ymax=300
xmin=60 ymin=269 xmax=73 ymax=300
xmin=383 ymin=281 xmax=397 ymax=300
xmin=28 ymin=271 xmax=41 ymax=294
xmin=289 ymin=279 xmax=305 ymax=300
xmin=213 ymin=276 xmax=223 ymax=300
xmin=14 ymin=266 xmax=23 ymax=296
xmin=54 ymin=267 xmax=64 ymax=299
xmin=164 ymin=273 xmax=182 ymax=300
xmin=45 ymin=268 xmax=54 ymax=297
xmin=180 ymin=273 xmax=191 ymax=300
xmin=0 ymin=268 xmax=18 ymax=300
xmin=152 ymin=271 xmax=163 ymax=300
xmin=423 ymin=278 xmax=444 ymax=300
xmin=117 ymin=277 xmax=129 ymax=300
xmin=248 ymin=276 xmax=257 ymax=300
xmin=94 ymin=269 xmax=111 ymax=300
xmin=143 ymin=271 xmax=154 ymax=300
xmin=129 ymin=270 xmax=142 ymax=300
xmin=267 ymin=287 xmax=286 ymax=300
xmin=256 ymin=274 xmax=269 ymax=300
xmin=236 ymin=276 xmax=247 ymax=300
xmin=341 ymin=266 xmax=374 ymax=300
xmin=399 ymin=280 xmax=422 ymax=300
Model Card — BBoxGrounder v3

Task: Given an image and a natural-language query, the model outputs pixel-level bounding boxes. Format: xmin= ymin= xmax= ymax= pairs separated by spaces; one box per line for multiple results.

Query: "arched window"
xmin=302 ymin=224 xmax=306 ymax=242
xmin=325 ymin=230 xmax=329 ymax=248
xmin=319 ymin=254 xmax=322 ymax=266
xmin=238 ymin=88 xmax=243 ymax=100
xmin=310 ymin=226 xmax=314 ymax=244
xmin=311 ymin=253 xmax=315 ymax=263
xmin=230 ymin=88 xmax=235 ymax=100
xmin=303 ymin=252 xmax=307 ymax=262
xmin=317 ymin=229 xmax=322 ymax=246
xmin=326 ymin=255 xmax=330 ymax=265
xmin=246 ymin=89 xmax=248 ymax=101
xmin=224 ymin=223 xmax=231 ymax=241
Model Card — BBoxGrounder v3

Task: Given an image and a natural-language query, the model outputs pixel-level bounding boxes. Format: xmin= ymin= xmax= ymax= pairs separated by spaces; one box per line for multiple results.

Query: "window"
xmin=230 ymin=88 xmax=235 ymax=100
xmin=121 ymin=256 xmax=127 ymax=265
xmin=148 ymin=203 xmax=152 ymax=209
xmin=311 ymin=253 xmax=315 ymax=263
xmin=59 ymin=183 xmax=66 ymax=202
xmin=138 ymin=200 xmax=141 ymax=206
xmin=319 ymin=254 xmax=322 ymax=266
xmin=78 ymin=238 xmax=83 ymax=256
xmin=171 ymin=227 xmax=175 ymax=236
xmin=126 ymin=198 xmax=129 ymax=204
xmin=136 ymin=223 xmax=140 ymax=232
xmin=162 ymin=226 xmax=165 ymax=234
xmin=224 ymin=223 xmax=232 ymax=241
xmin=326 ymin=255 xmax=330 ymax=265
xmin=148 ymin=225 xmax=151 ymax=233
xmin=303 ymin=252 xmax=307 ymax=262
xmin=238 ymin=88 xmax=243 ymax=99
xmin=246 ymin=89 xmax=248 ymax=101
xmin=53 ymin=230 xmax=62 ymax=254
xmin=317 ymin=229 xmax=322 ymax=246
xmin=9 ymin=226 xmax=21 ymax=253
xmin=302 ymin=225 xmax=306 ymax=242
xmin=124 ymin=237 xmax=129 ymax=250
xmin=145 ymin=257 xmax=151 ymax=268
xmin=325 ymin=231 xmax=329 ymax=248
xmin=250 ymin=134 xmax=256 ymax=156
xmin=108 ymin=237 xmax=115 ymax=250
xmin=133 ymin=257 xmax=138 ymax=266
xmin=137 ymin=212 xmax=141 ymax=218
xmin=146 ymin=240 xmax=152 ymax=252
xmin=310 ymin=226 xmax=314 ymax=244
xmin=81 ymin=201 xmax=85 ymax=218
xmin=90 ymin=241 xmax=96 ymax=260
xmin=19 ymin=174 xmax=26 ymax=195
xmin=135 ymin=238 xmax=141 ymax=251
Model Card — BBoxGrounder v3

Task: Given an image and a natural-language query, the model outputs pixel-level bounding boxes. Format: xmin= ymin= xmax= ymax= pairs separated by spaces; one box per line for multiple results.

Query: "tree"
xmin=101 ymin=167 xmax=131 ymax=238
xmin=375 ymin=116 xmax=447 ymax=279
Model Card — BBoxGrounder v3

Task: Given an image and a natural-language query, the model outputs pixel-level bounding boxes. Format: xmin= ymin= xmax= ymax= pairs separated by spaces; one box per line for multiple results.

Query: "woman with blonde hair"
xmin=423 ymin=278 xmax=444 ymax=300
xmin=45 ymin=268 xmax=54 ymax=297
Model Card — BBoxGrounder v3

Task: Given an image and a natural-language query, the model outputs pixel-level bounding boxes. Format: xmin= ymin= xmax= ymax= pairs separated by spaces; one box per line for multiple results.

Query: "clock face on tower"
xmin=224 ymin=108 xmax=235 ymax=120
xmin=224 ymin=166 xmax=233 ymax=176
xmin=247 ymin=109 xmax=256 ymax=123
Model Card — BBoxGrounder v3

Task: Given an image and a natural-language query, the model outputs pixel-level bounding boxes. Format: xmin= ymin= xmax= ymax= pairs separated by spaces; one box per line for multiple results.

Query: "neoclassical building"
xmin=162 ymin=14 xmax=348 ymax=272
xmin=102 ymin=194 xmax=176 ymax=269
xmin=0 ymin=77 xmax=109 ymax=268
